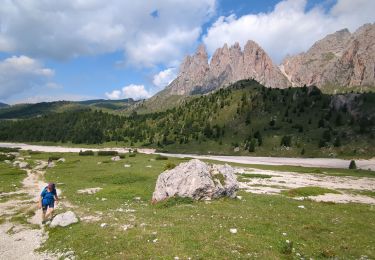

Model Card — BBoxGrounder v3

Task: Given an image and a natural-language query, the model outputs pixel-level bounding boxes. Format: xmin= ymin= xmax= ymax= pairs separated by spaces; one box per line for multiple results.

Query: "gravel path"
xmin=1 ymin=142 xmax=374 ymax=170
xmin=0 ymin=160 xmax=56 ymax=260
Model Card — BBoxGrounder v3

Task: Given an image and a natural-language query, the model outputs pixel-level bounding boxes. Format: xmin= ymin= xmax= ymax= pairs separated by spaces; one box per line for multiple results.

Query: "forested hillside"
xmin=0 ymin=80 xmax=374 ymax=158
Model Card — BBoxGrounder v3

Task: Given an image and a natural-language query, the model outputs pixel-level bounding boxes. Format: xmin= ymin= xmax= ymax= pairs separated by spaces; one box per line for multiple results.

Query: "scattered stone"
xmin=236 ymin=196 xmax=242 ymax=200
xmin=100 ymin=223 xmax=108 ymax=228
xmin=146 ymin=165 xmax=152 ymax=168
xmin=77 ymin=187 xmax=102 ymax=195
xmin=298 ymin=205 xmax=305 ymax=209
xmin=282 ymin=232 xmax=287 ymax=236
xmin=133 ymin=197 xmax=141 ymax=201
xmin=50 ymin=211 xmax=78 ymax=227
xmin=152 ymin=159 xmax=239 ymax=202
xmin=48 ymin=162 xmax=55 ymax=168
xmin=80 ymin=215 xmax=102 ymax=223
xmin=101 ymin=198 xmax=107 ymax=201
xmin=111 ymin=156 xmax=121 ymax=161
xmin=57 ymin=158 xmax=66 ymax=163
xmin=152 ymin=238 xmax=158 ymax=243
xmin=18 ymin=162 xmax=29 ymax=169
xmin=124 ymin=164 xmax=131 ymax=168
xmin=122 ymin=224 xmax=134 ymax=231
xmin=230 ymin=228 xmax=237 ymax=234
xmin=233 ymin=147 xmax=240 ymax=152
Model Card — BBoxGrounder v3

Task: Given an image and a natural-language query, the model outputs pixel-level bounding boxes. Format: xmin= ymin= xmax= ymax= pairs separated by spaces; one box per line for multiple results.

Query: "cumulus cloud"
xmin=105 ymin=84 xmax=151 ymax=100
xmin=153 ymin=68 xmax=177 ymax=88
xmin=0 ymin=55 xmax=55 ymax=100
xmin=0 ymin=0 xmax=215 ymax=66
xmin=203 ymin=0 xmax=375 ymax=63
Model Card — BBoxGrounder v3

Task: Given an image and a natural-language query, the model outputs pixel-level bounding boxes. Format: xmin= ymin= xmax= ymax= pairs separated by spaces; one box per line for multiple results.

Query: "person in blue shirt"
xmin=39 ymin=182 xmax=59 ymax=224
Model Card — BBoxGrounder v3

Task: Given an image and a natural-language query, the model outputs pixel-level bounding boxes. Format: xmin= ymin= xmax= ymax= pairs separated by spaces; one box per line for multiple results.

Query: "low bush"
xmin=155 ymin=154 xmax=168 ymax=160
xmin=79 ymin=150 xmax=95 ymax=156
xmin=97 ymin=151 xmax=118 ymax=156
xmin=349 ymin=160 xmax=357 ymax=169
xmin=48 ymin=156 xmax=61 ymax=161
xmin=163 ymin=162 xmax=176 ymax=171
xmin=128 ymin=153 xmax=136 ymax=157
xmin=119 ymin=154 xmax=126 ymax=159
xmin=0 ymin=147 xmax=20 ymax=153
xmin=0 ymin=154 xmax=15 ymax=161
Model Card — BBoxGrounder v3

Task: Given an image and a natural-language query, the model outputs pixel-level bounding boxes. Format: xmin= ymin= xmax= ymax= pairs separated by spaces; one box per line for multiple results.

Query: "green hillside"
xmin=0 ymin=99 xmax=137 ymax=119
xmin=0 ymin=79 xmax=374 ymax=158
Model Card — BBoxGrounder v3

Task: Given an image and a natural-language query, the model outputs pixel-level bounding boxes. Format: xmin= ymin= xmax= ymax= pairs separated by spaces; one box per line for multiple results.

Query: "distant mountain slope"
xmin=0 ymin=102 xmax=9 ymax=109
xmin=0 ymin=99 xmax=137 ymax=119
xmin=281 ymin=23 xmax=375 ymax=92
xmin=1 ymin=79 xmax=374 ymax=157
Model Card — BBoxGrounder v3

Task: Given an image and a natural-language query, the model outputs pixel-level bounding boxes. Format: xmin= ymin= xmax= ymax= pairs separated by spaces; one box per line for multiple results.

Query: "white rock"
xmin=97 ymin=162 xmax=102 ymax=165
xmin=146 ymin=165 xmax=152 ymax=168
xmin=230 ymin=228 xmax=237 ymax=234
xmin=236 ymin=196 xmax=242 ymax=200
xmin=124 ymin=164 xmax=131 ymax=168
xmin=152 ymin=238 xmax=158 ymax=243
xmin=152 ymin=159 xmax=239 ymax=202
xmin=18 ymin=162 xmax=29 ymax=169
xmin=100 ymin=223 xmax=108 ymax=228
xmin=111 ymin=156 xmax=121 ymax=161
xmin=77 ymin=187 xmax=102 ymax=194
xmin=57 ymin=158 xmax=66 ymax=163
xmin=298 ymin=205 xmax=305 ymax=209
xmin=50 ymin=211 xmax=78 ymax=227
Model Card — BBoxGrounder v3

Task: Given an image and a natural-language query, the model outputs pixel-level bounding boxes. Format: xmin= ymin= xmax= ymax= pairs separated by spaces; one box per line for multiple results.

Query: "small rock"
xmin=152 ymin=238 xmax=158 ymax=243
xmin=298 ymin=205 xmax=305 ymax=209
xmin=282 ymin=232 xmax=287 ymax=236
xmin=122 ymin=224 xmax=134 ymax=231
xmin=236 ymin=196 xmax=242 ymax=200
xmin=97 ymin=162 xmax=102 ymax=165
xmin=18 ymin=162 xmax=29 ymax=169
xmin=57 ymin=158 xmax=66 ymax=163
xmin=50 ymin=211 xmax=78 ymax=227
xmin=133 ymin=197 xmax=141 ymax=201
xmin=111 ymin=156 xmax=121 ymax=161
xmin=101 ymin=198 xmax=107 ymax=201
xmin=146 ymin=165 xmax=152 ymax=168
xmin=230 ymin=228 xmax=237 ymax=234
xmin=124 ymin=164 xmax=131 ymax=168
xmin=100 ymin=223 xmax=108 ymax=228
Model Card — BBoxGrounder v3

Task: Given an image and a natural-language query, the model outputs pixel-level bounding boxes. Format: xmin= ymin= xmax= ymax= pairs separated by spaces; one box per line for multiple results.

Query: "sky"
xmin=0 ymin=0 xmax=374 ymax=104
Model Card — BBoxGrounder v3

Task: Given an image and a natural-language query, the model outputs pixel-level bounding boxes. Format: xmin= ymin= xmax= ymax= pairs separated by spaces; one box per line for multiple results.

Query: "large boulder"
xmin=50 ymin=211 xmax=78 ymax=227
xmin=152 ymin=159 xmax=239 ymax=202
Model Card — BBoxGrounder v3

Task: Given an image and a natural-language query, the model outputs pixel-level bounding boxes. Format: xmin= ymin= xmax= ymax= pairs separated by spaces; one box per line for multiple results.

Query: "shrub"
xmin=128 ymin=153 xmax=136 ymax=157
xmin=349 ymin=160 xmax=357 ymax=169
xmin=164 ymin=162 xmax=176 ymax=171
xmin=0 ymin=147 xmax=20 ymax=153
xmin=79 ymin=150 xmax=95 ymax=156
xmin=0 ymin=154 xmax=15 ymax=161
xmin=48 ymin=156 xmax=61 ymax=161
xmin=97 ymin=150 xmax=118 ymax=156
xmin=155 ymin=154 xmax=168 ymax=160
xmin=119 ymin=154 xmax=126 ymax=159
xmin=280 ymin=135 xmax=292 ymax=147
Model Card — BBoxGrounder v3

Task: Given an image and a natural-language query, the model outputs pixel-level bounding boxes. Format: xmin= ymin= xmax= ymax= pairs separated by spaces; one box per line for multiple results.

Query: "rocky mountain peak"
xmin=281 ymin=23 xmax=375 ymax=89
xmin=167 ymin=40 xmax=289 ymax=96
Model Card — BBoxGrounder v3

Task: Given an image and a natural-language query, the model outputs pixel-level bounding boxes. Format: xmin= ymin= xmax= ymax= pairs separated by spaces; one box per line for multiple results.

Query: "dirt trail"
xmin=0 ymin=160 xmax=56 ymax=260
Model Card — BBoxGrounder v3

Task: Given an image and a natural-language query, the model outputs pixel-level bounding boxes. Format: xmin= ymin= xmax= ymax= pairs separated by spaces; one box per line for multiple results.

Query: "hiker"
xmin=39 ymin=182 xmax=58 ymax=224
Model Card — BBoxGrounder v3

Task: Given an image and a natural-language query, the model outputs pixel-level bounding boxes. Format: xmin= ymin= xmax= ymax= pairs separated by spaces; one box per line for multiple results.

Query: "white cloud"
xmin=153 ymin=68 xmax=177 ymax=88
xmin=0 ymin=0 xmax=216 ymax=66
xmin=203 ymin=0 xmax=375 ymax=64
xmin=0 ymin=55 xmax=55 ymax=100
xmin=105 ymin=84 xmax=151 ymax=100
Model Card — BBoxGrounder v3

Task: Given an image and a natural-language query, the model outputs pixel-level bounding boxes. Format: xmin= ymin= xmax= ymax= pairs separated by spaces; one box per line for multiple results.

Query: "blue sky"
xmin=0 ymin=0 xmax=374 ymax=104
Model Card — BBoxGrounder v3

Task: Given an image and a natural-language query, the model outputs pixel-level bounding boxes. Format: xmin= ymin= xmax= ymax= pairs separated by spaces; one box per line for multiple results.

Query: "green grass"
xmin=0 ymin=163 xmax=27 ymax=193
xmin=239 ymin=173 xmax=273 ymax=179
xmin=33 ymin=153 xmax=375 ymax=259
xmin=282 ymin=187 xmax=340 ymax=198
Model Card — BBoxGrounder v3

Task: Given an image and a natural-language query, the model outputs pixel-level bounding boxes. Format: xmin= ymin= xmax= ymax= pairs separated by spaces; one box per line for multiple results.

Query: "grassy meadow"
xmin=6 ymin=151 xmax=369 ymax=259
